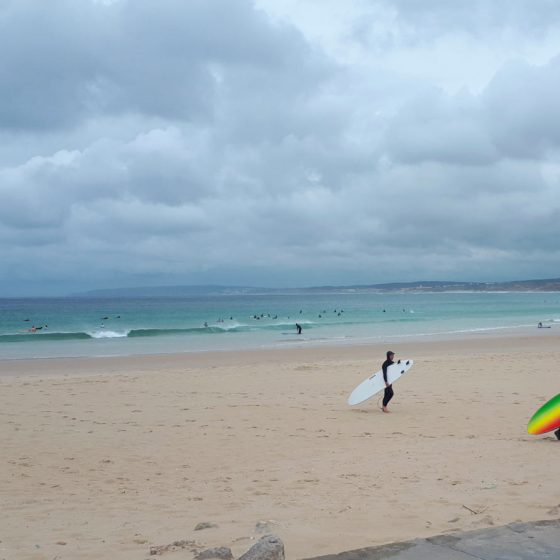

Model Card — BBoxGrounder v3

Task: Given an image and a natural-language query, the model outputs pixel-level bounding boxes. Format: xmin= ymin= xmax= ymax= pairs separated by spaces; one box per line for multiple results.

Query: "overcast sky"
xmin=1 ymin=0 xmax=560 ymax=295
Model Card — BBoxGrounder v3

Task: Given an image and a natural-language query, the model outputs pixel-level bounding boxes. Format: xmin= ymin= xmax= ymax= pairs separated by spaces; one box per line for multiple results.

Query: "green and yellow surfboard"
xmin=527 ymin=394 xmax=560 ymax=435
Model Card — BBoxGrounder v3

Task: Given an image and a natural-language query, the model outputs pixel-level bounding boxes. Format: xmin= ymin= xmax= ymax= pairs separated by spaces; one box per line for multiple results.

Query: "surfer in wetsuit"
xmin=382 ymin=350 xmax=395 ymax=413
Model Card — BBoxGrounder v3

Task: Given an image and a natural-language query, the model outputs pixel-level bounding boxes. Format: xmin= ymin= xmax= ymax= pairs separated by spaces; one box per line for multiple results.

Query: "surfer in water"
xmin=382 ymin=350 xmax=395 ymax=413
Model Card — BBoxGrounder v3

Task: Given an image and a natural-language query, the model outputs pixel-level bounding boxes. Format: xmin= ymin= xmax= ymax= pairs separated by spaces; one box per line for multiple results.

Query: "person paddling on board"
xmin=382 ymin=350 xmax=395 ymax=412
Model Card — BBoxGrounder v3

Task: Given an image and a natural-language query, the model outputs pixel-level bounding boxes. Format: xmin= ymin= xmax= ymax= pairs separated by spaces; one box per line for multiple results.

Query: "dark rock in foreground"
xmin=196 ymin=546 xmax=234 ymax=560
xmin=239 ymin=535 xmax=284 ymax=560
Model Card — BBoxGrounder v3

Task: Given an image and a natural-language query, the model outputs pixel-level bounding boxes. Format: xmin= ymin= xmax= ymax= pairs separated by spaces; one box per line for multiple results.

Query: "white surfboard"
xmin=347 ymin=359 xmax=414 ymax=406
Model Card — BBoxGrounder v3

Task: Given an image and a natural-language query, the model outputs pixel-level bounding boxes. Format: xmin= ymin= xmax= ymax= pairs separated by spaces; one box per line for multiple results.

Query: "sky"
xmin=1 ymin=0 xmax=560 ymax=296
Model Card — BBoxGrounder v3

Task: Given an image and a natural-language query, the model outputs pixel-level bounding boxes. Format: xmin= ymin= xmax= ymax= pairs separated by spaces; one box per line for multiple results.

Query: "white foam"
xmin=88 ymin=330 xmax=130 ymax=339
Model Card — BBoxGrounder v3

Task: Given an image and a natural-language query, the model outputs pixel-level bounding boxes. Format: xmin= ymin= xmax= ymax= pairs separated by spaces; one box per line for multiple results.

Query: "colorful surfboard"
xmin=527 ymin=394 xmax=560 ymax=435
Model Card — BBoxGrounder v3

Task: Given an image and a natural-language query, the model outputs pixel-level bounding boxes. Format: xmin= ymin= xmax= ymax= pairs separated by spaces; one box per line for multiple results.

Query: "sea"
xmin=0 ymin=291 xmax=559 ymax=360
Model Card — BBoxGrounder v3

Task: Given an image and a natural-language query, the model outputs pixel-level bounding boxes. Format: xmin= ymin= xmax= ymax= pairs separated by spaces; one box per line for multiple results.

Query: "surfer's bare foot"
xmin=382 ymin=406 xmax=389 ymax=413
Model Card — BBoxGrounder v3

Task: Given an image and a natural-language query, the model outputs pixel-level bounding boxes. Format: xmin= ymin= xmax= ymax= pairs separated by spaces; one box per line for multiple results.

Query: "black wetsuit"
xmin=382 ymin=358 xmax=394 ymax=407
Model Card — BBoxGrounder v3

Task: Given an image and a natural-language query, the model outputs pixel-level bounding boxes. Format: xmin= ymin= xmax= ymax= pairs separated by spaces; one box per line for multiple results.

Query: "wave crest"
xmin=87 ymin=330 xmax=130 ymax=339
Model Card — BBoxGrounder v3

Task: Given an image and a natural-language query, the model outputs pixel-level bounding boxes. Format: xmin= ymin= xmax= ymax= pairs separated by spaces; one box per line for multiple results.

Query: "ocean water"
xmin=0 ymin=292 xmax=558 ymax=359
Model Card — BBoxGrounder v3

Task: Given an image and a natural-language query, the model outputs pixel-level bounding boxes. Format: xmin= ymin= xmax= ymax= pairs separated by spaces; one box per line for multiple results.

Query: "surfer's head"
xmin=387 ymin=350 xmax=395 ymax=359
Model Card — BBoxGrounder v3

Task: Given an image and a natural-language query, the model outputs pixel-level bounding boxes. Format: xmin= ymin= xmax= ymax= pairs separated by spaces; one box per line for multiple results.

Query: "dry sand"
xmin=1 ymin=331 xmax=559 ymax=559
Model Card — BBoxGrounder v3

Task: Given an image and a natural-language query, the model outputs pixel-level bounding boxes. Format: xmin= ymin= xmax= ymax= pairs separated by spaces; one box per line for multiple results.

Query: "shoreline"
xmin=0 ymin=323 xmax=556 ymax=373
xmin=0 ymin=325 xmax=556 ymax=376
xmin=2 ymin=330 xmax=559 ymax=559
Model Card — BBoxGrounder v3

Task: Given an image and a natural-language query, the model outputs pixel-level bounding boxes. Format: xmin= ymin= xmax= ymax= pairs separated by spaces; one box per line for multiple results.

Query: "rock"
xmin=196 ymin=546 xmax=234 ymax=560
xmin=238 ymin=535 xmax=284 ymax=560
xmin=195 ymin=522 xmax=219 ymax=531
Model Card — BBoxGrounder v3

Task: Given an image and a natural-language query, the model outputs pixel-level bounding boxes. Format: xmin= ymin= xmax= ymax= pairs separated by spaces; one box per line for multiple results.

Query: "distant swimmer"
xmin=296 ymin=323 xmax=302 ymax=335
xmin=204 ymin=322 xmax=208 ymax=328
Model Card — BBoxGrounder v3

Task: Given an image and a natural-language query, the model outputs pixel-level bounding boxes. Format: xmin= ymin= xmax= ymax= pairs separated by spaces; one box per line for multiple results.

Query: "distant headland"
xmin=75 ymin=278 xmax=560 ymax=297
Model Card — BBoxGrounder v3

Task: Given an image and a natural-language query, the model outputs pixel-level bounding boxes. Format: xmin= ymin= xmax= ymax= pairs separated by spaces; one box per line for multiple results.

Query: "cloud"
xmin=380 ymin=0 xmax=560 ymax=41
xmin=1 ymin=0 xmax=560 ymax=294
xmin=0 ymin=0 xmax=323 ymax=130
xmin=484 ymin=56 xmax=560 ymax=158
xmin=384 ymin=54 xmax=560 ymax=164
xmin=384 ymin=88 xmax=499 ymax=165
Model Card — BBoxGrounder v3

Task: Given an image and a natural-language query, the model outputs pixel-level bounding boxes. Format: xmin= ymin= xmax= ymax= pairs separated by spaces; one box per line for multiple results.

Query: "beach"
xmin=1 ymin=330 xmax=559 ymax=560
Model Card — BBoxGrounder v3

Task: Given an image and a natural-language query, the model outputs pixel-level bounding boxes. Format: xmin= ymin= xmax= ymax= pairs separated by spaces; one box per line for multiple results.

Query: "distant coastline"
xmin=74 ymin=278 xmax=560 ymax=298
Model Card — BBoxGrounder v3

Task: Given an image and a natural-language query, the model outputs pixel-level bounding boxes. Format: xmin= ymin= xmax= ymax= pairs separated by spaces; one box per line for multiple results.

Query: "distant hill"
xmin=74 ymin=278 xmax=560 ymax=297
xmin=355 ymin=279 xmax=560 ymax=292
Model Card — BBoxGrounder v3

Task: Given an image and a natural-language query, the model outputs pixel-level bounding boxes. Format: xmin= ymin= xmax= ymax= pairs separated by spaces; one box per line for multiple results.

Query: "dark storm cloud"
xmin=0 ymin=0 xmax=322 ymax=130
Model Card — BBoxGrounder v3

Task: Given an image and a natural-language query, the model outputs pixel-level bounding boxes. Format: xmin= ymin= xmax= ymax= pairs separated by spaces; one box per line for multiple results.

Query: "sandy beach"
xmin=1 ymin=330 xmax=559 ymax=560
